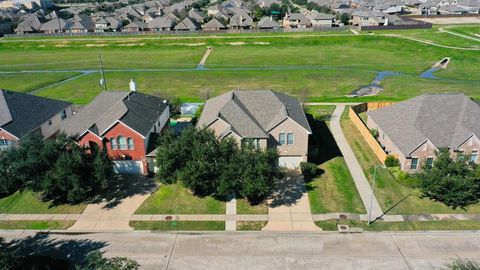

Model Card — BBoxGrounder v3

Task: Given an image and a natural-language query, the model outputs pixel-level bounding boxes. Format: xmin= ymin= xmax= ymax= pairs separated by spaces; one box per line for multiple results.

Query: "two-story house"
xmin=197 ymin=90 xmax=312 ymax=168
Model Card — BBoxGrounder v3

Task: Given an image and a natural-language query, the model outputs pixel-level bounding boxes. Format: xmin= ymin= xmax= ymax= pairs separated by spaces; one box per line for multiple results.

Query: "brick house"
xmin=0 ymin=89 xmax=72 ymax=150
xmin=197 ymin=90 xmax=312 ymax=168
xmin=62 ymin=91 xmax=170 ymax=174
xmin=366 ymin=94 xmax=480 ymax=172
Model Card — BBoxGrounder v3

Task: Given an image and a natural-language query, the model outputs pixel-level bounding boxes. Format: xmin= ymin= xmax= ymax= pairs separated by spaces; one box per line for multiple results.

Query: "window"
xmin=117 ymin=136 xmax=127 ymax=150
xmin=127 ymin=138 xmax=134 ymax=150
xmin=279 ymin=133 xmax=286 ymax=145
xmin=287 ymin=133 xmax=294 ymax=145
xmin=110 ymin=137 xmax=117 ymax=150
xmin=470 ymin=151 xmax=478 ymax=163
xmin=61 ymin=110 xmax=67 ymax=120
xmin=410 ymin=158 xmax=419 ymax=170
xmin=426 ymin=157 xmax=434 ymax=168
xmin=0 ymin=139 xmax=13 ymax=149
xmin=242 ymin=139 xmax=260 ymax=149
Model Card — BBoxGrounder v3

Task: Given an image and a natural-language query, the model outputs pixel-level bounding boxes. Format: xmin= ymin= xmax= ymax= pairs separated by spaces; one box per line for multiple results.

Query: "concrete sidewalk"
xmin=329 ymin=105 xmax=384 ymax=220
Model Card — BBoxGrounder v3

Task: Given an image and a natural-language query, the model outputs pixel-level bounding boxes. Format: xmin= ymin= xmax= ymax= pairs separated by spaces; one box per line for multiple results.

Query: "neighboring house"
xmin=62 ymin=90 xmax=170 ymax=174
xmin=308 ymin=12 xmax=335 ymax=27
xmin=438 ymin=4 xmax=468 ymax=14
xmin=457 ymin=0 xmax=480 ymax=13
xmin=228 ymin=11 xmax=253 ymax=29
xmin=373 ymin=0 xmax=405 ymax=13
xmin=196 ymin=90 xmax=312 ymax=168
xmin=174 ymin=16 xmax=201 ymax=31
xmin=202 ymin=18 xmax=226 ymax=31
xmin=257 ymin=16 xmax=280 ymax=29
xmin=15 ymin=15 xmax=43 ymax=33
xmin=66 ymin=14 xmax=94 ymax=33
xmin=366 ymin=94 xmax=480 ymax=172
xmin=148 ymin=16 xmax=175 ymax=31
xmin=188 ymin=8 xmax=206 ymax=23
xmin=255 ymin=0 xmax=280 ymax=8
xmin=351 ymin=9 xmax=388 ymax=26
xmin=40 ymin=18 xmax=71 ymax=33
xmin=122 ymin=20 xmax=148 ymax=32
xmin=282 ymin=13 xmax=311 ymax=29
xmin=0 ymin=89 xmax=72 ymax=149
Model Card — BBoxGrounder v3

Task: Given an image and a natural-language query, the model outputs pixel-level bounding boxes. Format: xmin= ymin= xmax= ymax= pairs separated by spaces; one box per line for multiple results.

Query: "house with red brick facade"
xmin=62 ymin=91 xmax=170 ymax=174
xmin=366 ymin=94 xmax=480 ymax=172
xmin=0 ymin=89 xmax=72 ymax=149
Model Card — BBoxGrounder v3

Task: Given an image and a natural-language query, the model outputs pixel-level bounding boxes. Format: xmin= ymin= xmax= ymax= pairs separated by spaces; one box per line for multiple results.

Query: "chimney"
xmin=129 ymin=79 xmax=136 ymax=91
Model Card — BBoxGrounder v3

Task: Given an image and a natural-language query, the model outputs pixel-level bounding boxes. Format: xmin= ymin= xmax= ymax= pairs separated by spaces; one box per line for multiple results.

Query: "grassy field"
xmin=446 ymin=24 xmax=480 ymax=39
xmin=0 ymin=220 xmax=75 ymax=230
xmin=1 ymin=28 xmax=478 ymax=104
xmin=130 ymin=221 xmax=225 ymax=230
xmin=340 ymin=108 xmax=480 ymax=215
xmin=237 ymin=221 xmax=268 ymax=231
xmin=0 ymin=190 xmax=86 ymax=214
xmin=0 ymin=72 xmax=80 ymax=93
xmin=134 ymin=183 xmax=225 ymax=214
xmin=236 ymin=199 xmax=268 ymax=215
xmin=315 ymin=219 xmax=480 ymax=231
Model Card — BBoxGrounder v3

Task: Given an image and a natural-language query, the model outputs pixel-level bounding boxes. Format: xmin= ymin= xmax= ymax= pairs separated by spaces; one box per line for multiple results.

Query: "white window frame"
xmin=287 ymin=133 xmax=294 ymax=145
xmin=279 ymin=133 xmax=286 ymax=145
xmin=117 ymin=136 xmax=127 ymax=150
xmin=110 ymin=137 xmax=117 ymax=150
xmin=127 ymin=138 xmax=135 ymax=150
xmin=470 ymin=150 xmax=478 ymax=163
xmin=410 ymin=158 xmax=419 ymax=170
xmin=426 ymin=157 xmax=434 ymax=168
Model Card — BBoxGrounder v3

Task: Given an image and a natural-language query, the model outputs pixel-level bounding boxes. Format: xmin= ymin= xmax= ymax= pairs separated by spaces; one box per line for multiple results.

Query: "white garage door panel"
xmin=278 ymin=156 xmax=303 ymax=169
xmin=113 ymin=161 xmax=143 ymax=174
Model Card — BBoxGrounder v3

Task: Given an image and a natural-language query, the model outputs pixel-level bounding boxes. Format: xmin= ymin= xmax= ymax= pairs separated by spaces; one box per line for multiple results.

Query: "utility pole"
xmin=99 ymin=54 xmax=107 ymax=91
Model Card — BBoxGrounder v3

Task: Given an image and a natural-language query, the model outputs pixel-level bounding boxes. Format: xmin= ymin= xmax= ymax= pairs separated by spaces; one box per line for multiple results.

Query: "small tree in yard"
xmin=340 ymin=13 xmax=350 ymax=25
xmin=419 ymin=148 xmax=480 ymax=209
xmin=384 ymin=155 xmax=400 ymax=168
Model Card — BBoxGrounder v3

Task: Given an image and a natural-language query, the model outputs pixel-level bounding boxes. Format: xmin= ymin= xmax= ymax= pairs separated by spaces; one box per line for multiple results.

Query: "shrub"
xmin=370 ymin=128 xmax=379 ymax=138
xmin=384 ymin=155 xmax=400 ymax=168
xmin=300 ymin=162 xmax=318 ymax=181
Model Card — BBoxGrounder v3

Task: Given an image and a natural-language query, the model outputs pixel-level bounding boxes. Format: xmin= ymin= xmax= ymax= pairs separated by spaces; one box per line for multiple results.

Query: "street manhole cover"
xmin=339 ymin=214 xmax=347 ymax=220
xmin=339 ymin=225 xmax=348 ymax=230
xmin=165 ymin=216 xmax=173 ymax=221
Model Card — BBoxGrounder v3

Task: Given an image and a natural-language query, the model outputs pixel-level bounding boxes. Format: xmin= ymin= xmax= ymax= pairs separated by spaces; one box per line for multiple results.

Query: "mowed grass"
xmin=236 ymin=199 xmax=268 ymax=215
xmin=130 ymin=221 xmax=225 ymax=230
xmin=0 ymin=190 xmax=86 ymax=214
xmin=34 ymin=69 xmax=375 ymax=104
xmin=0 ymin=220 xmax=75 ymax=230
xmin=340 ymin=108 xmax=480 ymax=214
xmin=315 ymin=220 xmax=480 ymax=231
xmin=447 ymin=24 xmax=480 ymax=39
xmin=307 ymin=157 xmax=366 ymax=214
xmin=134 ymin=183 xmax=225 ymax=214
xmin=237 ymin=221 xmax=268 ymax=230
xmin=0 ymin=72 xmax=80 ymax=93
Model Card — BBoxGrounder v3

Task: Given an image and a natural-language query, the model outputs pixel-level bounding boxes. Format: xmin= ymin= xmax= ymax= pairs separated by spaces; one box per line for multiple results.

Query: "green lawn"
xmin=236 ymin=199 xmax=268 ymax=215
xmin=134 ymin=183 xmax=225 ymax=214
xmin=0 ymin=190 xmax=86 ymax=214
xmin=307 ymin=157 xmax=366 ymax=214
xmin=447 ymin=25 xmax=480 ymax=39
xmin=0 ymin=220 xmax=74 ymax=230
xmin=341 ymin=108 xmax=480 ymax=214
xmin=315 ymin=220 xmax=480 ymax=231
xmin=34 ymin=69 xmax=375 ymax=104
xmin=0 ymin=72 xmax=80 ymax=93
xmin=129 ymin=221 xmax=225 ymax=230
xmin=303 ymin=105 xmax=336 ymax=122
xmin=237 ymin=221 xmax=268 ymax=231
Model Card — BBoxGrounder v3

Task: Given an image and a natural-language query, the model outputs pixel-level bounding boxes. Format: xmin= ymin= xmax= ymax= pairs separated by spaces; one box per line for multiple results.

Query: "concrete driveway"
xmin=263 ymin=172 xmax=320 ymax=232
xmin=68 ymin=174 xmax=156 ymax=231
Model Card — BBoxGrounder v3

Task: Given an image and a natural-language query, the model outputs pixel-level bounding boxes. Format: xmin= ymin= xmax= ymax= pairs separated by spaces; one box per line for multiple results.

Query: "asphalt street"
xmin=1 ymin=230 xmax=479 ymax=269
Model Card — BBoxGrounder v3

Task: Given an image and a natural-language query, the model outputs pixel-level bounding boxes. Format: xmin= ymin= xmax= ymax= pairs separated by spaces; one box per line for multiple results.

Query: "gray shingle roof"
xmin=63 ymin=91 xmax=168 ymax=138
xmin=197 ymin=90 xmax=312 ymax=138
xmin=0 ymin=89 xmax=71 ymax=138
xmin=174 ymin=17 xmax=200 ymax=30
xmin=258 ymin=16 xmax=280 ymax=28
xmin=202 ymin=18 xmax=226 ymax=29
xmin=367 ymin=94 xmax=480 ymax=156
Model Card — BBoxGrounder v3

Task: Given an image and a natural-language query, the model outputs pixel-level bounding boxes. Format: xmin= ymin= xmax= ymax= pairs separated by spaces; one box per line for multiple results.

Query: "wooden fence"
xmin=349 ymin=102 xmax=395 ymax=163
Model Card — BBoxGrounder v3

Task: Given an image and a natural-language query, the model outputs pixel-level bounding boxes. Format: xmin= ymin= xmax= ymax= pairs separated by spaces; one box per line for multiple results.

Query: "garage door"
xmin=278 ymin=156 xmax=303 ymax=169
xmin=113 ymin=161 xmax=143 ymax=174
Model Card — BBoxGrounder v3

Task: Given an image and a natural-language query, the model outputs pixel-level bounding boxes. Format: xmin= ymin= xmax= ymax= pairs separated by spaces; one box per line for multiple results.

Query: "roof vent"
xmin=129 ymin=79 xmax=136 ymax=92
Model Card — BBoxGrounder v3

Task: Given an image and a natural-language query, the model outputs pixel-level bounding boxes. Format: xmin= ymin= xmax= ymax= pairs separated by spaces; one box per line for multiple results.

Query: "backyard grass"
xmin=129 ymin=221 xmax=225 ymax=230
xmin=307 ymin=157 xmax=366 ymax=214
xmin=315 ymin=220 xmax=480 ymax=231
xmin=303 ymin=105 xmax=336 ymax=123
xmin=0 ymin=72 xmax=80 ymax=93
xmin=0 ymin=190 xmax=86 ymax=214
xmin=237 ymin=221 xmax=268 ymax=231
xmin=134 ymin=183 xmax=225 ymax=214
xmin=0 ymin=220 xmax=75 ymax=230
xmin=340 ymin=108 xmax=480 ymax=215
xmin=236 ymin=199 xmax=268 ymax=215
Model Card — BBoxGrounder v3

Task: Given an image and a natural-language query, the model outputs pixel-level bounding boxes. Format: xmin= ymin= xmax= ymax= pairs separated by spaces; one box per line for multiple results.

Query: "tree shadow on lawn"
xmin=2 ymin=232 xmax=108 ymax=269
xmin=306 ymin=113 xmax=342 ymax=165
xmin=269 ymin=170 xmax=315 ymax=208
xmin=88 ymin=174 xmax=158 ymax=209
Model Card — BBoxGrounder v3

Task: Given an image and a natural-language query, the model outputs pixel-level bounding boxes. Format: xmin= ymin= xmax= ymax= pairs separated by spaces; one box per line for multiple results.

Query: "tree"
xmin=340 ymin=13 xmax=350 ymax=25
xmin=91 ymin=145 xmax=113 ymax=191
xmin=300 ymin=162 xmax=318 ymax=181
xmin=76 ymin=250 xmax=139 ymax=270
xmin=419 ymin=149 xmax=480 ymax=209
xmin=384 ymin=155 xmax=400 ymax=168
xmin=155 ymin=130 xmax=182 ymax=184
xmin=169 ymin=96 xmax=182 ymax=116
